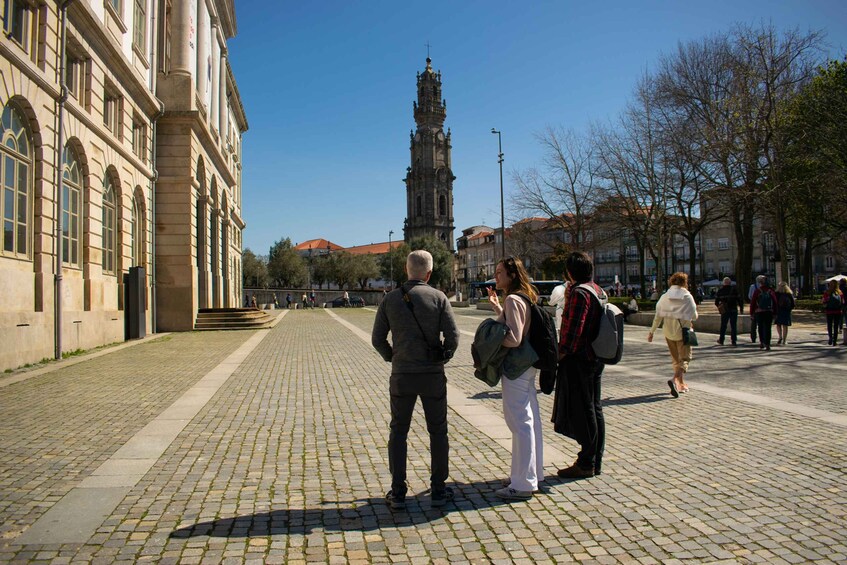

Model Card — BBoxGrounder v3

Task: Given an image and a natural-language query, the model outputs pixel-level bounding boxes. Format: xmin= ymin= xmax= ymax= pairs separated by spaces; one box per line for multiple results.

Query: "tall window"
xmin=132 ymin=0 xmax=146 ymax=51
xmin=131 ymin=195 xmax=142 ymax=267
xmin=4 ymin=0 xmax=30 ymax=47
xmin=1 ymin=104 xmax=32 ymax=257
xmin=103 ymin=87 xmax=123 ymax=138
xmin=62 ymin=145 xmax=82 ymax=268
xmin=131 ymin=116 xmax=146 ymax=161
xmin=439 ymin=194 xmax=446 ymax=216
xmin=65 ymin=50 xmax=90 ymax=105
xmin=102 ymin=178 xmax=116 ymax=274
xmin=108 ymin=0 xmax=122 ymax=16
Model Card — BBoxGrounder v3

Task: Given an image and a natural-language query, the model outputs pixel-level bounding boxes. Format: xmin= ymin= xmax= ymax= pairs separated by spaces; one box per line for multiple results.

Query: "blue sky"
xmin=229 ymin=1 xmax=847 ymax=256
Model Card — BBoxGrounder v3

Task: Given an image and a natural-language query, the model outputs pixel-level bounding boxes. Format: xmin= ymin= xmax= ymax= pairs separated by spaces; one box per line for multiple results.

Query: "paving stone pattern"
xmin=1 ymin=308 xmax=845 ymax=563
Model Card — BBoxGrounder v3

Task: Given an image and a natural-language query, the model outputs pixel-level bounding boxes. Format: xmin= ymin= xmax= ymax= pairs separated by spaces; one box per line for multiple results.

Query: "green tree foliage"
xmin=325 ymin=252 xmax=357 ymax=290
xmin=351 ymin=254 xmax=380 ymax=289
xmin=779 ymin=58 xmax=847 ymax=291
xmin=408 ymin=236 xmax=454 ymax=290
xmin=267 ymin=238 xmax=307 ymax=288
xmin=540 ymin=243 xmax=572 ymax=280
xmin=242 ymin=248 xmax=269 ymax=288
xmin=379 ymin=243 xmax=410 ymax=288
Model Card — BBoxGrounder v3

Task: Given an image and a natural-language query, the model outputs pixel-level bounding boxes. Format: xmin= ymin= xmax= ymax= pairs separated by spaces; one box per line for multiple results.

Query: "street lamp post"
xmin=388 ymin=230 xmax=394 ymax=290
xmin=491 ymin=128 xmax=505 ymax=262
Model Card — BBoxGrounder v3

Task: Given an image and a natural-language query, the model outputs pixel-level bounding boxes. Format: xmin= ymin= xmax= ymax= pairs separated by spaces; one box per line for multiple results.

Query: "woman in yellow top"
xmin=647 ymin=272 xmax=699 ymax=398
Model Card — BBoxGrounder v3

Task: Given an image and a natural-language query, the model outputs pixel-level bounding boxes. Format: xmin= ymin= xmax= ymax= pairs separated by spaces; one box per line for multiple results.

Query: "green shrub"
xmin=795 ymin=299 xmax=824 ymax=312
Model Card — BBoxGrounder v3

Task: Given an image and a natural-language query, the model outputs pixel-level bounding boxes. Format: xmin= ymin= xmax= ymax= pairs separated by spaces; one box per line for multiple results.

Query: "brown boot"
xmin=557 ymin=462 xmax=594 ymax=479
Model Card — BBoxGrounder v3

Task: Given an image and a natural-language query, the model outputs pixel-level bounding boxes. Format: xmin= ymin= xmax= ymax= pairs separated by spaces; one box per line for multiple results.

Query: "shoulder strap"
xmin=577 ymin=283 xmax=606 ymax=303
xmin=401 ymin=285 xmax=436 ymax=348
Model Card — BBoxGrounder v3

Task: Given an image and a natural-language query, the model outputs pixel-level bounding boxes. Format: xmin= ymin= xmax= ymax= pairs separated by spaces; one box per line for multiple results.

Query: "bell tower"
xmin=403 ymin=57 xmax=455 ymax=251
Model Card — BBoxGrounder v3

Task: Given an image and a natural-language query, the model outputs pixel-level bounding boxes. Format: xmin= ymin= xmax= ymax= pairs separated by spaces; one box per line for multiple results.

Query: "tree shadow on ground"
xmin=603 ymin=393 xmax=672 ymax=406
xmin=169 ymin=477 xmax=562 ymax=538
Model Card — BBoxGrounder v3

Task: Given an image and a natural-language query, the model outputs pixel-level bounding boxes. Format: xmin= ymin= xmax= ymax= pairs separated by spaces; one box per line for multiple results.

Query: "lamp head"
xmin=491 ymin=128 xmax=497 ymax=134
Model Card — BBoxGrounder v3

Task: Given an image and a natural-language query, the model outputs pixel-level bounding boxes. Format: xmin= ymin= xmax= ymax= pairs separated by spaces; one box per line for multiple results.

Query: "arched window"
xmin=416 ymin=195 xmax=422 ymax=217
xmin=439 ymin=194 xmax=447 ymax=217
xmin=1 ymin=103 xmax=32 ymax=257
xmin=62 ymin=145 xmax=83 ymax=267
xmin=131 ymin=194 xmax=142 ymax=267
xmin=102 ymin=177 xmax=116 ymax=273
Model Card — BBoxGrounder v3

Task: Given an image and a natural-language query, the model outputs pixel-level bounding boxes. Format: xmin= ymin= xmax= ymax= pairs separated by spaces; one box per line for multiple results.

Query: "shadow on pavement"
xmin=603 ymin=393 xmax=672 ymax=406
xmin=169 ymin=478 xmax=560 ymax=538
xmin=469 ymin=390 xmax=501 ymax=400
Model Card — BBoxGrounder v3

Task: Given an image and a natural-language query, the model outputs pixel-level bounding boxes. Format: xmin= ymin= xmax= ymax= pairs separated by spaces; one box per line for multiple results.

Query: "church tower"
xmin=404 ymin=57 xmax=455 ymax=251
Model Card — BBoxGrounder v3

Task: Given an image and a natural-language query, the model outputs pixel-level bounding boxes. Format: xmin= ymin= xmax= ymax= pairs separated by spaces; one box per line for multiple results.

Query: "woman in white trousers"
xmin=487 ymin=256 xmax=544 ymax=499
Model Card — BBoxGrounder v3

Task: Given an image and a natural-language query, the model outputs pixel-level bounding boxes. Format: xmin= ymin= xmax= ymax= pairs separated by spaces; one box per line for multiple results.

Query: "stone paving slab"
xmin=0 ymin=307 xmax=845 ymax=563
xmin=0 ymin=331 xmax=255 ymax=543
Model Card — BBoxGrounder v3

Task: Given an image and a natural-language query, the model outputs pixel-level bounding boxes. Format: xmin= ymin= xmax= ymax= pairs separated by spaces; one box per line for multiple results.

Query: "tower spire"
xmin=403 ymin=57 xmax=455 ymax=251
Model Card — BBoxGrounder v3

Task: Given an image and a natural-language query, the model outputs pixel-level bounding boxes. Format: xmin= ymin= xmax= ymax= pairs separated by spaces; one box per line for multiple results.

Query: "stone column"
xmin=170 ymin=0 xmax=192 ymax=75
xmin=219 ymin=51 xmax=228 ymax=141
xmin=196 ymin=0 xmax=209 ymax=103
xmin=210 ymin=22 xmax=220 ymax=132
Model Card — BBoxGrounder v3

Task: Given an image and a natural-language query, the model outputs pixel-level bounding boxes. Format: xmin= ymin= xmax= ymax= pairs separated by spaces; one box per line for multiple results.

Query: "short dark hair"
xmin=566 ymin=251 xmax=593 ymax=283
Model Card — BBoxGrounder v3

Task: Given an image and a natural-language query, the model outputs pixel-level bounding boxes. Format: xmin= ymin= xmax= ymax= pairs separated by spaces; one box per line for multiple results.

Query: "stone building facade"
xmin=403 ymin=57 xmax=454 ymax=251
xmin=0 ymin=0 xmax=247 ymax=370
xmin=155 ymin=0 xmax=247 ymax=330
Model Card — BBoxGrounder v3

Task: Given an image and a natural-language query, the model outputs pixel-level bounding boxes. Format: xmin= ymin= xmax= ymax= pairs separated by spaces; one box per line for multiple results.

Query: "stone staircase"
xmin=194 ymin=308 xmax=275 ymax=331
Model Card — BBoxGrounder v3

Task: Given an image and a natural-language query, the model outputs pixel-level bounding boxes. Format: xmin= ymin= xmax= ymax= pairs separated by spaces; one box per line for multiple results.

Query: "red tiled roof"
xmin=345 ymin=241 xmax=404 ymax=255
xmin=294 ymin=238 xmax=344 ymax=251
xmin=467 ymin=231 xmax=493 ymax=241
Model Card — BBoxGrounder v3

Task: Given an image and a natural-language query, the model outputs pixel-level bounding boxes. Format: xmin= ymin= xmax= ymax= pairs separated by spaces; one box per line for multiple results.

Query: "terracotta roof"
xmin=294 ymin=238 xmax=344 ymax=252
xmin=345 ymin=241 xmax=404 ymax=255
xmin=467 ymin=231 xmax=494 ymax=242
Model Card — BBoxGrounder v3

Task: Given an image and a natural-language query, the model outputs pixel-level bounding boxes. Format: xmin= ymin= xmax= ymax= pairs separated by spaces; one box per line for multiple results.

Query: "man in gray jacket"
xmin=372 ymin=250 xmax=459 ymax=509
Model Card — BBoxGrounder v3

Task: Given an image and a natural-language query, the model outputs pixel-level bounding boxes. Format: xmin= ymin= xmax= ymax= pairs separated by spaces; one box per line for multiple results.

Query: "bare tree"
xmin=595 ymin=73 xmax=675 ymax=294
xmin=655 ymin=25 xmax=824 ymax=290
xmin=511 ymin=127 xmax=599 ymax=250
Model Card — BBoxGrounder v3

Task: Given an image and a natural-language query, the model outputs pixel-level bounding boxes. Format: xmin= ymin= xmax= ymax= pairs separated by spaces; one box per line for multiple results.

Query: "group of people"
xmin=371 ymin=250 xmax=606 ymax=508
xmin=712 ymin=275 xmax=796 ymax=349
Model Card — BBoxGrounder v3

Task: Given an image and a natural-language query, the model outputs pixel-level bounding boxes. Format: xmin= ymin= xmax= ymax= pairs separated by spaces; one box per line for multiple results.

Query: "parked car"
xmin=330 ymin=295 xmax=365 ymax=307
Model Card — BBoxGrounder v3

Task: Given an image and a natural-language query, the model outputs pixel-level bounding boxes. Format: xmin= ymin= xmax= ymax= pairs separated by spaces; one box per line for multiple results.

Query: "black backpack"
xmin=757 ymin=290 xmax=773 ymax=311
xmin=515 ymin=293 xmax=559 ymax=371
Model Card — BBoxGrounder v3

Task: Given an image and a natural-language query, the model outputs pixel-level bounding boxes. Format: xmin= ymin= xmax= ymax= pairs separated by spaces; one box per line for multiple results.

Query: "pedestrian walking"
xmin=822 ymin=280 xmax=843 ymax=346
xmin=486 ymin=256 xmax=545 ymax=500
xmin=553 ymin=251 xmax=606 ymax=479
xmin=748 ymin=275 xmax=764 ymax=343
xmin=286 ymin=293 xmax=292 ymax=309
xmin=750 ymin=277 xmax=778 ymax=350
xmin=648 ymin=272 xmax=699 ymax=397
xmin=548 ymin=281 xmax=568 ymax=333
xmin=371 ymin=250 xmax=459 ymax=510
xmin=715 ymin=277 xmax=741 ymax=346
xmin=774 ymin=282 xmax=795 ymax=345
xmin=301 ymin=292 xmax=308 ymax=309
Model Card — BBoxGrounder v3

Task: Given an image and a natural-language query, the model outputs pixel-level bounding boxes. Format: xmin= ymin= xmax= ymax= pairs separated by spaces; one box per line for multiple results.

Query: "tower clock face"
xmin=415 ymin=133 xmax=421 ymax=142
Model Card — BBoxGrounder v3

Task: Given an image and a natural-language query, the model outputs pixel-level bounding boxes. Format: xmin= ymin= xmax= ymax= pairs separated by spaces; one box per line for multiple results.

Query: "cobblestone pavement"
xmin=1 ymin=307 xmax=845 ymax=563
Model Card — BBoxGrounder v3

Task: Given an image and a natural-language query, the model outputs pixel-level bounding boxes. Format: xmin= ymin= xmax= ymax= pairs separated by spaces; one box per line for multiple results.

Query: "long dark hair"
xmin=498 ymin=256 xmax=538 ymax=303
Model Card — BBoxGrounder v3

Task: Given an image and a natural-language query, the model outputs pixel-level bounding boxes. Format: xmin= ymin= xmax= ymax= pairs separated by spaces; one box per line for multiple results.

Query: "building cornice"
xmin=226 ymin=62 xmax=248 ymax=131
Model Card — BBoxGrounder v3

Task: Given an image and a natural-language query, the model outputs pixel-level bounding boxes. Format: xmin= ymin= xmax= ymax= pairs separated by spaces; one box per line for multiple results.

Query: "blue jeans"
xmin=719 ymin=310 xmax=738 ymax=344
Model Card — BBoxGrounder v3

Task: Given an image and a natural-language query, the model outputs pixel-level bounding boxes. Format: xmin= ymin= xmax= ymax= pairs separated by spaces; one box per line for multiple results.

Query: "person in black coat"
xmin=715 ymin=277 xmax=741 ymax=345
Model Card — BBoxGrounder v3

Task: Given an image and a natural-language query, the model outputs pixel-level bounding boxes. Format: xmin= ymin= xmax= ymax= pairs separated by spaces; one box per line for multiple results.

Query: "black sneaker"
xmin=386 ymin=490 xmax=406 ymax=510
xmin=431 ymin=487 xmax=454 ymax=507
